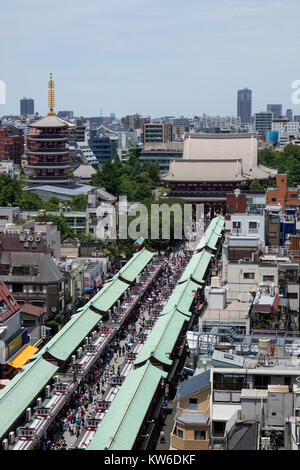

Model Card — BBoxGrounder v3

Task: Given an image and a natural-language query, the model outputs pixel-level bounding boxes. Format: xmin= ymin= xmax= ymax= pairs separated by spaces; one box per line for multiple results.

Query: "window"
xmin=271 ymin=198 xmax=277 ymax=202
xmin=177 ymin=429 xmax=183 ymax=439
xmin=248 ymin=221 xmax=258 ymax=230
xmin=263 ymin=275 xmax=274 ymax=282
xmin=194 ymin=430 xmax=206 ymax=440
xmin=243 ymin=272 xmax=254 ymax=279
xmin=287 ymin=292 xmax=298 ymax=299
xmin=233 ymin=221 xmax=241 ymax=229
xmin=188 ymin=397 xmax=198 ymax=410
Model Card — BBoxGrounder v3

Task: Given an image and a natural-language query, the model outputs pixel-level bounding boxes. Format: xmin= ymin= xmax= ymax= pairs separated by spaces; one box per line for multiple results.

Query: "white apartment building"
xmin=225 ymin=213 xmax=265 ymax=244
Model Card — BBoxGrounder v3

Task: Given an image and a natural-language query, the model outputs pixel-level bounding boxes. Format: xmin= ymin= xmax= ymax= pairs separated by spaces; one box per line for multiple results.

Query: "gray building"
xmin=254 ymin=111 xmax=273 ymax=135
xmin=89 ymin=128 xmax=118 ymax=163
xmin=267 ymin=104 xmax=282 ymax=118
xmin=141 ymin=142 xmax=183 ymax=173
xmin=20 ymin=98 xmax=34 ymax=116
xmin=237 ymin=88 xmax=252 ymax=125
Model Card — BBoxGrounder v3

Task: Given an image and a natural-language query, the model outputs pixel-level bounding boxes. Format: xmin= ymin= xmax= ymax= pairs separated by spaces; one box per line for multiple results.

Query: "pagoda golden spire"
xmin=48 ymin=72 xmax=55 ymax=115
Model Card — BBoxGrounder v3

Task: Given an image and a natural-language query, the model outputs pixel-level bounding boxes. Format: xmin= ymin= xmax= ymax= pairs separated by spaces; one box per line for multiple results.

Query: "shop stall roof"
xmin=87 ymin=361 xmax=167 ymax=450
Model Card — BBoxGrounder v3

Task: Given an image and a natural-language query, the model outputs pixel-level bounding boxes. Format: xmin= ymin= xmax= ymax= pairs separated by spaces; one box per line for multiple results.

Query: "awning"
xmin=8 ymin=344 xmax=38 ymax=369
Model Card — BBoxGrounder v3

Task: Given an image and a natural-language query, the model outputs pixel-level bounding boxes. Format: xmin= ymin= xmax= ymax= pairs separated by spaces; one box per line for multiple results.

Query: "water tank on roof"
xmin=258 ymin=338 xmax=271 ymax=354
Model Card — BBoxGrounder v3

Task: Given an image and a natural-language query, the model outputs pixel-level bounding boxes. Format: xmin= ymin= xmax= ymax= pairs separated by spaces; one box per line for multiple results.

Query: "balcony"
xmin=176 ymin=405 xmax=210 ymax=425
xmin=171 ymin=434 xmax=210 ymax=450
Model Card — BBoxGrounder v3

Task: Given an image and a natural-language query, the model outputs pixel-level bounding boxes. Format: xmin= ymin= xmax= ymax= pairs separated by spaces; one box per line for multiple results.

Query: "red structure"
xmin=266 ymin=174 xmax=300 ymax=212
xmin=26 ymin=116 xmax=74 ymax=185
xmin=0 ymin=279 xmax=20 ymax=323
xmin=0 ymin=128 xmax=24 ymax=165
xmin=25 ymin=73 xmax=75 ymax=185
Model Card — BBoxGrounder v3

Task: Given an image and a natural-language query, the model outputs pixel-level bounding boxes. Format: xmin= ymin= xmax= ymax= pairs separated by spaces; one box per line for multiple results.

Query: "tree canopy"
xmin=91 ymin=150 xmax=160 ymax=202
xmin=258 ymin=144 xmax=300 ymax=186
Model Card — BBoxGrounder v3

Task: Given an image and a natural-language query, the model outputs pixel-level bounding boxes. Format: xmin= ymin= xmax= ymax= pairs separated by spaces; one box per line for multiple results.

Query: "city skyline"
xmin=1 ymin=0 xmax=300 ymax=117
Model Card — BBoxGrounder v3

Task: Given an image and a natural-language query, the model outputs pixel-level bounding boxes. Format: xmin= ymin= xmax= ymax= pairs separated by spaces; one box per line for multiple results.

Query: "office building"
xmin=143 ymin=122 xmax=172 ymax=144
xmin=20 ymin=98 xmax=34 ymax=116
xmin=0 ymin=127 xmax=24 ymax=165
xmin=141 ymin=142 xmax=183 ymax=173
xmin=237 ymin=88 xmax=252 ymax=125
xmin=254 ymin=112 xmax=273 ymax=136
xmin=286 ymin=109 xmax=293 ymax=121
xmin=89 ymin=129 xmax=118 ymax=163
xmin=267 ymin=104 xmax=282 ymax=118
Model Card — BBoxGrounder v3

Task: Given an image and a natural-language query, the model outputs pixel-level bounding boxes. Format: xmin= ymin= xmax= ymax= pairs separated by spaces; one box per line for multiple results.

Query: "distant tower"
xmin=237 ymin=88 xmax=252 ymax=125
xmin=20 ymin=97 xmax=34 ymax=116
xmin=286 ymin=109 xmax=293 ymax=121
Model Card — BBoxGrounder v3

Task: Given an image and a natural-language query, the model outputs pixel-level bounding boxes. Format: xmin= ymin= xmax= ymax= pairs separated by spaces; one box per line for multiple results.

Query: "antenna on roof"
xmin=48 ymin=72 xmax=55 ymax=116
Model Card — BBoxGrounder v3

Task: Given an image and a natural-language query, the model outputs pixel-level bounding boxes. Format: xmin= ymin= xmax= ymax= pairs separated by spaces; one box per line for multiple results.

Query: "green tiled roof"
xmin=117 ymin=247 xmax=154 ymax=282
xmin=163 ymin=278 xmax=199 ymax=315
xmin=82 ymin=247 xmax=154 ymax=313
xmin=196 ymin=215 xmax=224 ymax=251
xmin=134 ymin=309 xmax=188 ymax=366
xmin=179 ymin=249 xmax=212 ymax=284
xmin=0 ymin=356 xmax=59 ymax=439
xmin=87 ymin=361 xmax=167 ymax=450
xmin=38 ymin=308 xmax=100 ymax=361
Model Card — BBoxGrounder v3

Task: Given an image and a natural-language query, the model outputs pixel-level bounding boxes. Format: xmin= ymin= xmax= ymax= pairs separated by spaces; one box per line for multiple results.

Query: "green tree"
xmin=16 ymin=191 xmax=43 ymax=210
xmin=43 ymin=196 xmax=60 ymax=210
xmin=250 ymin=179 xmax=263 ymax=191
xmin=68 ymin=194 xmax=88 ymax=210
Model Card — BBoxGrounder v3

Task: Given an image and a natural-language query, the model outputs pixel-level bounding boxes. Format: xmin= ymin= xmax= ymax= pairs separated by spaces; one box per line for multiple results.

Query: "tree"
xmin=68 ymin=195 xmax=88 ymax=210
xmin=250 ymin=179 xmax=263 ymax=191
xmin=43 ymin=196 xmax=60 ymax=210
xmin=0 ymin=174 xmax=22 ymax=206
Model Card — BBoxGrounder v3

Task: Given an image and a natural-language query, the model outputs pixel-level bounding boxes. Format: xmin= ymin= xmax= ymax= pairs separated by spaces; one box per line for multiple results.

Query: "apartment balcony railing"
xmin=170 ymin=435 xmax=210 ymax=451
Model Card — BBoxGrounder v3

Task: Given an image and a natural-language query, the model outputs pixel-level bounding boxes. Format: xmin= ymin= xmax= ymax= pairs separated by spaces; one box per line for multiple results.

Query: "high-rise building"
xmin=20 ymin=97 xmax=34 ymax=116
xmin=286 ymin=109 xmax=293 ymax=121
xmin=267 ymin=104 xmax=282 ymax=118
xmin=254 ymin=112 xmax=273 ymax=136
xmin=237 ymin=88 xmax=252 ymax=125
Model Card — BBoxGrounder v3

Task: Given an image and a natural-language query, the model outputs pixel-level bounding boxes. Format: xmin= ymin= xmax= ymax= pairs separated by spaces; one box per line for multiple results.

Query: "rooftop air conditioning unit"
xmin=71 ymin=355 xmax=76 ymax=364
xmin=45 ymin=385 xmax=51 ymax=398
xmin=92 ymin=252 xmax=97 ymax=257
xmin=8 ymin=432 xmax=15 ymax=445
xmin=84 ymin=336 xmax=89 ymax=345
xmin=36 ymin=397 xmax=42 ymax=407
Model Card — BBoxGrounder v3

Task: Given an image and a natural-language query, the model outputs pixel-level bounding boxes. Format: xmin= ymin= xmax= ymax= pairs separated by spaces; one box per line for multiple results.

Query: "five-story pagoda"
xmin=25 ymin=73 xmax=75 ymax=185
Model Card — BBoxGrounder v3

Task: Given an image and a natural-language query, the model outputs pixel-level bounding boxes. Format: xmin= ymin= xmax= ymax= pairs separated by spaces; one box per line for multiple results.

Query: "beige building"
xmin=170 ymin=370 xmax=211 ymax=450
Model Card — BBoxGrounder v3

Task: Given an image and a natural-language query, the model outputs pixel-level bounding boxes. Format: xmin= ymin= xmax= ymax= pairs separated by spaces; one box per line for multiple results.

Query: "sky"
xmin=1 ymin=0 xmax=300 ymax=118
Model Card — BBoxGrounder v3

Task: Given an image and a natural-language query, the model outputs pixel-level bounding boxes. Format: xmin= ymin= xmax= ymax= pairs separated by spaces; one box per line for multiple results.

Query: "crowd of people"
xmin=41 ymin=242 xmax=193 ymax=450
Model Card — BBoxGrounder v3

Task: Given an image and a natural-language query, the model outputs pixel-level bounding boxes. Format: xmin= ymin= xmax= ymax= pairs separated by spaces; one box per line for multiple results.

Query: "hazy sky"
xmin=1 ymin=0 xmax=300 ymax=118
